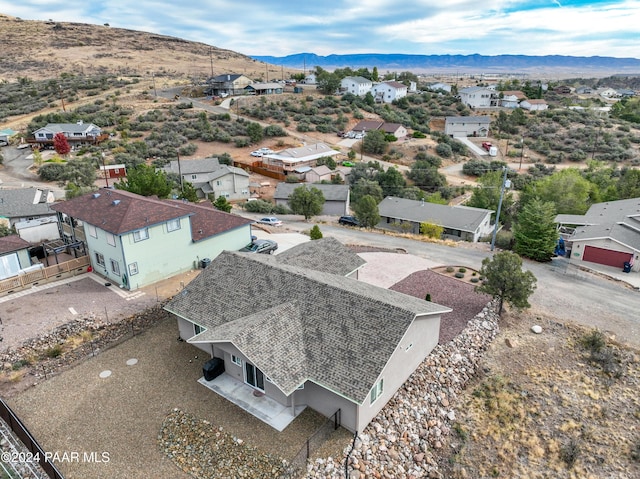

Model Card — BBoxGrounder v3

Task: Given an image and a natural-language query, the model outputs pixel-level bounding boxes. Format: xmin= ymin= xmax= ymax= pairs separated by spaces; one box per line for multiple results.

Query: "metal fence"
xmin=0 ymin=398 xmax=64 ymax=479
xmin=281 ymin=409 xmax=341 ymax=478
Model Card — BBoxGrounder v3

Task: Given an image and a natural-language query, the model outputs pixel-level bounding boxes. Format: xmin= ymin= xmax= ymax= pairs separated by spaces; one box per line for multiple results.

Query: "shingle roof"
xmin=445 ymin=116 xmax=491 ymax=124
xmin=50 ymin=189 xmax=252 ymax=240
xmin=559 ymin=198 xmax=640 ymax=251
xmin=163 ymin=158 xmax=221 ymax=175
xmin=273 ymin=183 xmax=349 ymax=202
xmin=0 ymin=188 xmax=55 ymax=219
xmin=0 ymin=235 xmax=31 ymax=255
xmin=276 ymin=237 xmax=366 ymax=276
xmin=165 ymin=251 xmax=450 ymax=404
xmin=35 ymin=123 xmax=100 ymax=134
xmin=378 ymin=196 xmax=493 ymax=233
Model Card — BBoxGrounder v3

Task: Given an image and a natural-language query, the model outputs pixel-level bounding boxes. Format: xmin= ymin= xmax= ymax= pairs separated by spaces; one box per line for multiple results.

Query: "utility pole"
xmin=101 ymin=152 xmax=109 ymax=188
xmin=209 ymin=46 xmax=214 ymax=78
xmin=152 ymin=71 xmax=157 ymax=97
xmin=519 ymin=137 xmax=525 ymax=170
xmin=177 ymin=152 xmax=183 ymax=194
xmin=490 ymin=167 xmax=510 ymax=252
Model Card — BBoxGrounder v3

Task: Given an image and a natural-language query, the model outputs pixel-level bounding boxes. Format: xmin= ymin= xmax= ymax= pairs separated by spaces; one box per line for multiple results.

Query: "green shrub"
xmin=458 ymin=267 xmax=467 ymax=273
xmin=470 ymin=277 xmax=479 ymax=283
xmin=243 ymin=199 xmax=274 ymax=214
xmin=454 ymin=272 xmax=465 ymax=278
xmin=425 ymin=293 xmax=431 ymax=302
xmin=309 ymin=225 xmax=323 ymax=240
xmin=446 ymin=266 xmax=455 ymax=273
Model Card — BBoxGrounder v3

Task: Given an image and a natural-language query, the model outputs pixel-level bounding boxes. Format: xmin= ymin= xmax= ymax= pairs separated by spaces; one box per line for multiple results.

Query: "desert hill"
xmin=0 ymin=13 xmax=294 ymax=83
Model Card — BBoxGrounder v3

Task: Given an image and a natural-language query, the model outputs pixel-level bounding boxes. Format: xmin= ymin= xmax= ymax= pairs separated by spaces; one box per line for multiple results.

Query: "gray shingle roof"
xmin=445 ymin=116 xmax=491 ymax=124
xmin=276 ymin=237 xmax=366 ymax=276
xmin=273 ymin=183 xmax=349 ymax=202
xmin=0 ymin=235 xmax=31 ymax=255
xmin=556 ymin=198 xmax=640 ymax=250
xmin=163 ymin=158 xmax=220 ymax=175
xmin=0 ymin=188 xmax=55 ymax=219
xmin=164 ymin=251 xmax=450 ymax=404
xmin=378 ymin=196 xmax=493 ymax=233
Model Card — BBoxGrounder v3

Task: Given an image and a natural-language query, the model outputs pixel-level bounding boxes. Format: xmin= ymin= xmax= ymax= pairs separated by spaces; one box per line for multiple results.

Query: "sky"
xmin=1 ymin=1 xmax=638 ymax=59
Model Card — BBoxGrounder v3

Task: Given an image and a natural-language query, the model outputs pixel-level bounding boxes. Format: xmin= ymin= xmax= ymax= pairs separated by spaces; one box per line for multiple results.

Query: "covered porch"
xmin=197 ymin=373 xmax=306 ymax=432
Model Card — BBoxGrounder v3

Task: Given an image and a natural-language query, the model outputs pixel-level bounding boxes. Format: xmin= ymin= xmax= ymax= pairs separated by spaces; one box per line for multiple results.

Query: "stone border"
xmin=306 ymin=301 xmax=499 ymax=478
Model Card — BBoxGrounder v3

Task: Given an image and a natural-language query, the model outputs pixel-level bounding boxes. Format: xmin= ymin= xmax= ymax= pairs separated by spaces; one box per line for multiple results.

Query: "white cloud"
xmin=0 ymin=0 xmax=637 ymax=58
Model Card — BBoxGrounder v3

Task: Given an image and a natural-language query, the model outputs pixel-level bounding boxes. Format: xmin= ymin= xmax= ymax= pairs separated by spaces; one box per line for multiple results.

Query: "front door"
xmin=244 ymin=362 xmax=265 ymax=391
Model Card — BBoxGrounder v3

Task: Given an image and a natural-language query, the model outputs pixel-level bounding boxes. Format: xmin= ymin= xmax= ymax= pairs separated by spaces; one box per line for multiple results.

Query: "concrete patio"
xmin=198 ymin=373 xmax=306 ymax=432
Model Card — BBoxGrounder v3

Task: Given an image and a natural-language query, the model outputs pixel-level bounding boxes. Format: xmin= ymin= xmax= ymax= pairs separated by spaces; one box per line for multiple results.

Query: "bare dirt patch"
xmin=439 ymin=310 xmax=640 ymax=479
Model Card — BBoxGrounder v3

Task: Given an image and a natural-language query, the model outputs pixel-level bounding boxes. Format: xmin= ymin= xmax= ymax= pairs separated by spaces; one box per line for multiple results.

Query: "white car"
xmin=256 ymin=216 xmax=283 ymax=227
xmin=250 ymin=148 xmax=275 ymax=157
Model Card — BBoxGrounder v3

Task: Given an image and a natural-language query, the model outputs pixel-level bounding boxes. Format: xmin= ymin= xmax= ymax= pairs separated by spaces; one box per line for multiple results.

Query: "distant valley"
xmin=252 ymin=53 xmax=640 ymax=78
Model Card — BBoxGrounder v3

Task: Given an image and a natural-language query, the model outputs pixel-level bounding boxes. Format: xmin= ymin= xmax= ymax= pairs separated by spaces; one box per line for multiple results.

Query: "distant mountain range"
xmin=252 ymin=53 xmax=640 ymax=76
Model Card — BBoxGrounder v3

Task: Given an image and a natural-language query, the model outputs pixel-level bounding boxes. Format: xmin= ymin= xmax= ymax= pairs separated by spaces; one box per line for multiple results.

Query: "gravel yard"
xmin=2 ymin=252 xmax=489 ymax=479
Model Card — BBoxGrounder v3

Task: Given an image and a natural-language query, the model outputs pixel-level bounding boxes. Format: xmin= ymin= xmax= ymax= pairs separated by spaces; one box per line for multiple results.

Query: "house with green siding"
xmin=50 ymin=189 xmax=253 ymax=290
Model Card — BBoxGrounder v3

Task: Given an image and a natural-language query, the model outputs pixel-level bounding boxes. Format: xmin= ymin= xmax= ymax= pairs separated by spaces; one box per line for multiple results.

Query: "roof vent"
xmin=112 ymin=200 xmax=120 ymax=206
xmin=92 ymin=193 xmax=101 ymax=199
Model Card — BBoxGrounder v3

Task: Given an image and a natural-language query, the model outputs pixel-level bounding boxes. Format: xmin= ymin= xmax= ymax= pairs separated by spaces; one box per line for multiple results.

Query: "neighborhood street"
xmin=267 ymin=218 xmax=640 ymax=349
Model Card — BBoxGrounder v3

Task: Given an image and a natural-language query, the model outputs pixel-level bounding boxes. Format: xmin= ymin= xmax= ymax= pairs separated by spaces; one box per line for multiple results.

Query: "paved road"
xmin=0 ymin=145 xmax=66 ymax=198
xmin=251 ymin=214 xmax=640 ymax=349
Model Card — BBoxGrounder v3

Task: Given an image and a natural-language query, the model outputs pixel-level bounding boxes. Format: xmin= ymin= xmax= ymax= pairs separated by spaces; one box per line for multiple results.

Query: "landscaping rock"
xmin=531 ymin=325 xmax=543 ymax=334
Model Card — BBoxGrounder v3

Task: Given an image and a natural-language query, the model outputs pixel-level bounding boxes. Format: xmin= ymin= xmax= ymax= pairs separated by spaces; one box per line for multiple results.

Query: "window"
xmin=231 ymin=355 xmax=241 ymax=366
xmin=194 ymin=324 xmax=206 ymax=335
xmin=167 ymin=219 xmax=180 ymax=232
xmin=95 ymin=252 xmax=105 ymax=267
xmin=216 ymin=180 xmax=222 ymax=186
xmin=110 ymin=259 xmax=120 ymax=276
xmin=88 ymin=224 xmax=97 ymax=238
xmin=106 ymin=232 xmax=116 ymax=246
xmin=133 ymin=228 xmax=149 ymax=242
xmin=191 ymin=174 xmax=197 ymax=180
xmin=370 ymin=378 xmax=384 ymax=404
xmin=405 ymin=343 xmax=413 ymax=352
xmin=128 ymin=262 xmax=139 ymax=276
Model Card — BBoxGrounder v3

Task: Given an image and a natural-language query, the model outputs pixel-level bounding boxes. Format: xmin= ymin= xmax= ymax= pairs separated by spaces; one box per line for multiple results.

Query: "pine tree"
xmin=513 ymin=198 xmax=557 ymax=262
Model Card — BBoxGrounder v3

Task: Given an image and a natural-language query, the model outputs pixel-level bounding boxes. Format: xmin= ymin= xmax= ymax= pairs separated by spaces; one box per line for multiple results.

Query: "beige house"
xmin=165 ymin=239 xmax=450 ymax=433
xmin=262 ymin=143 xmax=340 ymax=176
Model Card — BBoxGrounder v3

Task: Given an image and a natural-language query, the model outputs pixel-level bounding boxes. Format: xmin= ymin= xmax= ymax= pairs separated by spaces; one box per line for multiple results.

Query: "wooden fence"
xmin=0 ymin=256 xmax=90 ymax=295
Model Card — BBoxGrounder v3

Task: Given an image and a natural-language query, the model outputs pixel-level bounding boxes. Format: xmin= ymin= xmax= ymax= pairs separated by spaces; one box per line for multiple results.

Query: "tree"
xmin=513 ymin=198 xmax=557 ymax=262
xmin=61 ymin=158 xmax=97 ymax=187
xmin=363 ymin=130 xmax=388 ymax=155
xmin=353 ymin=195 xmax=380 ymax=228
xmin=407 ymin=160 xmax=446 ymax=192
xmin=476 ymin=251 xmax=537 ymax=315
xmin=116 ymin=164 xmax=172 ymax=198
xmin=309 ymin=224 xmax=323 ymax=240
xmin=178 ymin=181 xmax=199 ymax=203
xmin=351 ymin=178 xmax=383 ymax=205
xmin=246 ymin=122 xmax=264 ymax=144
xmin=420 ymin=222 xmax=443 ymax=239
xmin=0 ymin=224 xmax=13 ymax=237
xmin=521 ymin=168 xmax=594 ymax=215
xmin=53 ymin=132 xmax=71 ymax=156
xmin=375 ymin=166 xmax=406 ymax=197
xmin=468 ymin=170 xmax=515 ymax=227
xmin=315 ymin=68 xmax=341 ymax=95
xmin=288 ymin=186 xmax=325 ymax=220
xmin=212 ymin=195 xmax=232 ymax=213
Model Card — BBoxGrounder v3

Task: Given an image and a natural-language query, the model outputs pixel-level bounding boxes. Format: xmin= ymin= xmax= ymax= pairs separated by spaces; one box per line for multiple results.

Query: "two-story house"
xmin=163 ymin=158 xmax=250 ymax=200
xmin=205 ymin=74 xmax=254 ymax=97
xmin=340 ymin=76 xmax=373 ymax=96
xmin=50 ymin=190 xmax=253 ymax=290
xmin=371 ymin=81 xmax=408 ymax=103
xmin=444 ymin=116 xmax=491 ymax=138
xmin=458 ymin=87 xmax=497 ymax=109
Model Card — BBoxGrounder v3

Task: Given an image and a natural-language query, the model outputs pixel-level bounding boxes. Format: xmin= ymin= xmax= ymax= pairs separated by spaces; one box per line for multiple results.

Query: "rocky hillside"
xmin=0 ymin=14 xmax=292 ymax=82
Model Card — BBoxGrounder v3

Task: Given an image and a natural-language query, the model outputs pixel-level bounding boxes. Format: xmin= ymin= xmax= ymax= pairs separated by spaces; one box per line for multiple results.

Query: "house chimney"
xmin=227 ymin=75 xmax=230 ymax=81
xmin=112 ymin=200 xmax=121 ymax=205
xmin=77 ymin=120 xmax=83 ymax=125
xmin=92 ymin=193 xmax=101 ymax=198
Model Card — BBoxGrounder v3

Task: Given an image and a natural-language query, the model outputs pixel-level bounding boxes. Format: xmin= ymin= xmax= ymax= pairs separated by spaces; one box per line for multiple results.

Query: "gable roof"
xmin=378 ymin=196 xmax=493 ymax=233
xmin=273 ymin=183 xmax=350 ymax=202
xmin=556 ymin=198 xmax=640 ymax=251
xmin=445 ymin=116 xmax=491 ymax=125
xmin=353 ymin=120 xmax=384 ymax=132
xmin=276 ymin=237 xmax=366 ymax=276
xmin=265 ymin=143 xmax=340 ymax=162
xmin=164 ymin=251 xmax=450 ymax=404
xmin=501 ymin=90 xmax=527 ymax=99
xmin=34 ymin=122 xmax=100 ymax=135
xmin=376 ymin=81 xmax=407 ymax=90
xmin=342 ymin=76 xmax=372 ymax=85
xmin=50 ymin=189 xmax=252 ymax=240
xmin=380 ymin=123 xmax=405 ymax=134
xmin=308 ymin=165 xmax=333 ymax=177
xmin=0 ymin=188 xmax=55 ymax=219
xmin=163 ymin=158 xmax=221 ymax=175
xmin=0 ymin=235 xmax=31 ymax=255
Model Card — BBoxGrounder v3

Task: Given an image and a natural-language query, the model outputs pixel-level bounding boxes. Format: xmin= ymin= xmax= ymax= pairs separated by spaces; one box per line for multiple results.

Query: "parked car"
xmin=250 ymin=147 xmax=275 ymax=157
xmin=0 ymin=140 xmax=8 ymax=147
xmin=257 ymin=216 xmax=283 ymax=227
xmin=339 ymin=215 xmax=360 ymax=227
xmin=239 ymin=239 xmax=278 ymax=254
xmin=342 ymin=161 xmax=355 ymax=167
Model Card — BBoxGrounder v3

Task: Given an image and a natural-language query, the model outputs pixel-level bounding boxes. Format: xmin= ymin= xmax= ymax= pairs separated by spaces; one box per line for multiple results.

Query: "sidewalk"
xmin=570 ymin=261 xmax=640 ymax=290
